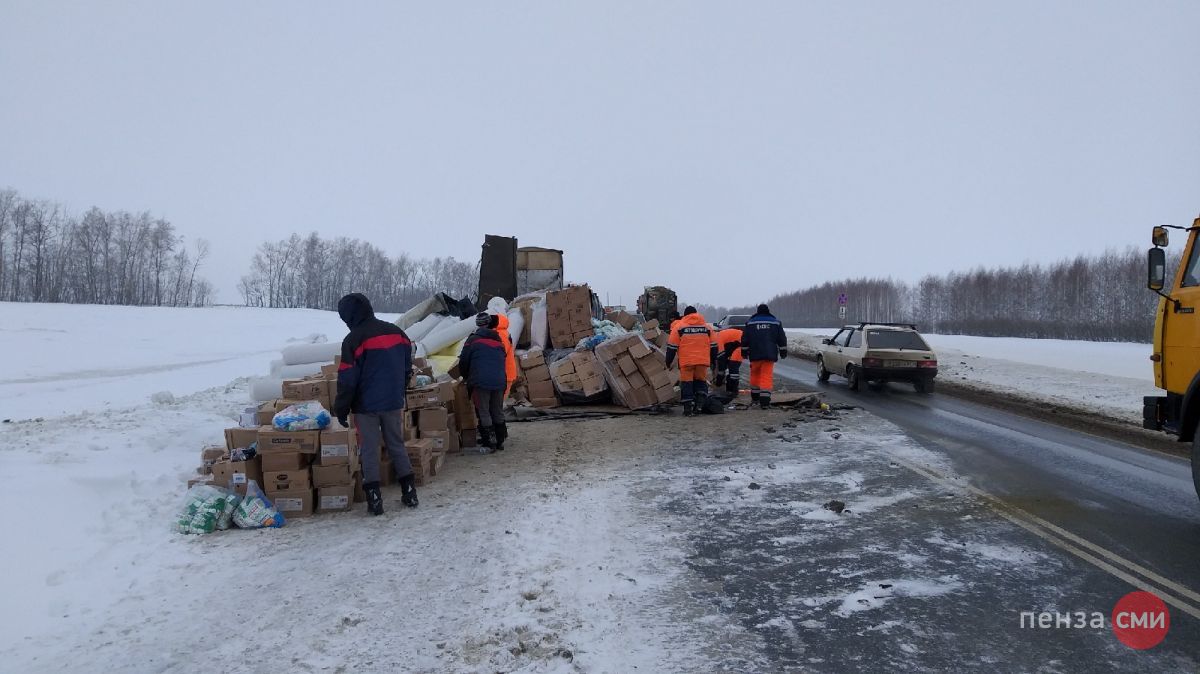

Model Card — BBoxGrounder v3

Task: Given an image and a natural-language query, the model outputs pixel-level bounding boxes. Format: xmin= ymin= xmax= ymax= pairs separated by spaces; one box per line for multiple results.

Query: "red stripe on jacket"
xmin=471 ymin=338 xmax=504 ymax=349
xmin=338 ymin=361 xmax=353 ymax=371
xmin=353 ymin=333 xmax=412 ymax=360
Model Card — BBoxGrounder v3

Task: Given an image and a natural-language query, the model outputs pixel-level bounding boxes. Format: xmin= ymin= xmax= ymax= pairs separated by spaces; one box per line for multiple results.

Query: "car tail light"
xmin=862 ymin=357 xmax=883 ymax=368
xmin=917 ymin=360 xmax=938 ymax=369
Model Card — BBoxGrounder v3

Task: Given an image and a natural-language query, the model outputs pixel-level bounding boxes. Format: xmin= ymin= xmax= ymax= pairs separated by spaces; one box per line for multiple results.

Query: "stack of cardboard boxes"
xmin=604 ymin=310 xmax=639 ymax=331
xmin=640 ymin=318 xmax=668 ymax=349
xmin=547 ymin=350 xmax=608 ymax=400
xmin=546 ymin=285 xmax=595 ymax=348
xmin=404 ymin=379 xmax=460 ymax=479
xmin=594 ymin=333 xmax=678 ymax=409
xmin=518 ymin=347 xmax=557 ymax=408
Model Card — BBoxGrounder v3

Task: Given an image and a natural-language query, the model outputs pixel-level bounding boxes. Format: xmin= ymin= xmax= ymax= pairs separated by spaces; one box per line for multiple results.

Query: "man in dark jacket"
xmin=458 ymin=312 xmax=509 ymax=453
xmin=741 ymin=303 xmax=788 ymax=409
xmin=334 ymin=293 xmax=418 ymax=515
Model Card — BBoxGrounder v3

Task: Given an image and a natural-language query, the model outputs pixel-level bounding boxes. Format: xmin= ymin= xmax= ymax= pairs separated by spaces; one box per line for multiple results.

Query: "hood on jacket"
xmin=679 ymin=312 xmax=708 ymax=327
xmin=495 ymin=313 xmax=510 ymax=335
xmin=338 ymin=293 xmax=375 ymax=328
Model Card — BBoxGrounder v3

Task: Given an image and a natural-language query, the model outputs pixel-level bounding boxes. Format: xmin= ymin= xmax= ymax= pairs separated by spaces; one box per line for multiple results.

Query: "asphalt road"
xmin=764 ymin=358 xmax=1200 ymax=664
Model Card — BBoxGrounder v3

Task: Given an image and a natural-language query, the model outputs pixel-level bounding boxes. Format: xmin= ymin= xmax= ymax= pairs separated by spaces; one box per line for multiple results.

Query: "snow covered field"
xmin=787 ymin=328 xmax=1158 ymax=424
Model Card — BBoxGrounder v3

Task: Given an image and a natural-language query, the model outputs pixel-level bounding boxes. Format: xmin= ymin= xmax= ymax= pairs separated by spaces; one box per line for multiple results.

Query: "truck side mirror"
xmin=1153 ymin=226 xmax=1169 ymax=248
xmin=1148 ymin=247 xmax=1167 ymax=291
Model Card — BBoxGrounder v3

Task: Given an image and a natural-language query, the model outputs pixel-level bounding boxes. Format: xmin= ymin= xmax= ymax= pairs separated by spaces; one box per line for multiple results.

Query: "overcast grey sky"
xmin=2 ymin=2 xmax=1198 ymax=309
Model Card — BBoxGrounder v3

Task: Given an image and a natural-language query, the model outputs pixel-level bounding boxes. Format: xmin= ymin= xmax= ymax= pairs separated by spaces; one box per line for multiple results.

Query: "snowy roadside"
xmin=786 ymin=329 xmax=1158 ymax=426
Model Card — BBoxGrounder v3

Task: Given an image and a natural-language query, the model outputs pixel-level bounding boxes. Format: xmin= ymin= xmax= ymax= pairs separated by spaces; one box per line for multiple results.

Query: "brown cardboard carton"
xmin=574 ymin=358 xmax=602 ymax=380
xmin=548 ymin=358 xmax=575 ymax=376
xmin=201 ymin=446 xmax=226 ymax=464
xmin=626 ymin=386 xmax=658 ymax=409
xmin=269 ymin=488 xmax=314 ymax=518
xmin=407 ymin=385 xmax=443 ymax=409
xmin=187 ymin=475 xmax=215 ymax=488
xmin=256 ymin=402 xmax=276 ymax=426
xmin=642 ymin=318 xmax=660 ymax=331
xmin=417 ymin=407 xmax=449 ymax=432
xmin=460 ymin=428 xmax=478 ymax=449
xmin=210 ymin=456 xmax=263 ymax=496
xmin=379 ymin=457 xmax=395 ymax=486
xmin=224 ymin=427 xmax=259 ymax=452
xmin=643 ymin=328 xmax=662 ymax=341
xmin=519 ymin=348 xmax=546 ymax=368
xmin=524 ymin=364 xmax=551 ymax=383
xmin=655 ymin=384 xmax=678 ymax=404
xmin=282 ymin=378 xmax=327 ymax=401
xmin=422 ymin=430 xmax=450 ymax=452
xmin=263 ymin=469 xmax=311 ymax=493
xmin=617 ymin=355 xmax=638 ymax=376
xmin=429 ymin=452 xmax=447 ymax=477
xmin=317 ymin=485 xmax=354 ymax=513
xmin=628 ymin=341 xmax=652 ymax=359
xmin=320 ymin=362 xmax=338 ymax=378
xmin=257 ymin=427 xmax=320 ymax=454
xmin=579 ymin=374 xmax=607 ymax=397
xmin=531 ymin=397 xmax=560 ymax=408
xmin=605 ymin=310 xmax=638 ymax=330
xmin=627 ymin=372 xmax=647 ymax=389
xmin=318 ymin=428 xmax=358 ymax=466
xmin=447 ymin=429 xmax=460 ymax=453
xmin=261 ymin=452 xmax=311 ymax=472
xmin=353 ymin=472 xmax=366 ymax=503
xmin=527 ymin=378 xmax=556 ymax=400
xmin=312 ymin=463 xmax=355 ymax=488
xmin=637 ymin=353 xmax=667 ymax=375
xmin=404 ymin=424 xmax=419 ymax=441
xmin=648 ymin=370 xmax=674 ymax=390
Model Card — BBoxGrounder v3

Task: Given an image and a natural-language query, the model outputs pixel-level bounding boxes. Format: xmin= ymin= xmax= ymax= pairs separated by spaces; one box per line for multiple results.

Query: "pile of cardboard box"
xmin=594 ymin=333 xmax=678 ymax=409
xmin=547 ymin=349 xmax=609 ymax=400
xmin=640 ymin=318 xmax=668 ymax=349
xmin=546 ymin=285 xmax=595 ymax=348
xmin=518 ymin=347 xmax=557 ymax=408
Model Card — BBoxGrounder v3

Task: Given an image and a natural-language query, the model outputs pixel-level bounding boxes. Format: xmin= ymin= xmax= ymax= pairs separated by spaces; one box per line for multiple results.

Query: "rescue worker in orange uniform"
xmin=741 ymin=304 xmax=788 ymax=409
xmin=713 ymin=326 xmax=744 ymax=396
xmin=494 ymin=312 xmax=517 ymax=397
xmin=664 ymin=306 xmax=718 ymax=416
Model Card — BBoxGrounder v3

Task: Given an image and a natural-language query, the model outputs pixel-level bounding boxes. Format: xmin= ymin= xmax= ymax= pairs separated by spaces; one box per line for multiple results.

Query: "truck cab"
xmin=1143 ymin=216 xmax=1200 ymax=498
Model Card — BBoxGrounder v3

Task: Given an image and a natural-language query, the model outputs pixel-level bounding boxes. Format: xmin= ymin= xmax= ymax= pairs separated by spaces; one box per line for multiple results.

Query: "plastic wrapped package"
xmin=176 ymin=485 xmax=242 ymax=535
xmin=281 ymin=342 xmax=340 ymax=366
xmin=418 ymin=316 xmax=475 ymax=359
xmin=273 ymin=401 xmax=331 ymax=431
xmin=506 ymin=306 xmax=525 ymax=344
xmin=406 ymin=313 xmax=450 ymax=342
xmin=233 ymin=480 xmax=286 ymax=528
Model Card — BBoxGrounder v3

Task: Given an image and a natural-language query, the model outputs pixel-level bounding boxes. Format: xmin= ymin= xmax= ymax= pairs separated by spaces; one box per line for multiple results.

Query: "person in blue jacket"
xmin=741 ymin=303 xmax=788 ymax=409
xmin=333 ymin=293 xmax=417 ymax=515
xmin=459 ymin=313 xmax=510 ymax=453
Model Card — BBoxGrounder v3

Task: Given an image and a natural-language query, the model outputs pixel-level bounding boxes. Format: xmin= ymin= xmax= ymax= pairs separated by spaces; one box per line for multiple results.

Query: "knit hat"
xmin=757 ymin=304 xmax=770 ymax=315
xmin=475 ymin=312 xmax=490 ymax=327
xmin=684 ymin=306 xmax=697 ymax=315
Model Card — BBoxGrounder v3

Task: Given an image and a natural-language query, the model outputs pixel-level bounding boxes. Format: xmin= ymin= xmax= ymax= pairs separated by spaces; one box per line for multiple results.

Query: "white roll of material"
xmin=278 ymin=362 xmax=325 ymax=379
xmin=506 ymin=306 xmax=524 ymax=343
xmin=281 ymin=342 xmax=341 ymax=366
xmin=250 ymin=376 xmax=283 ymax=402
xmin=418 ymin=315 xmax=476 ymax=357
xmin=406 ymin=313 xmax=449 ymax=342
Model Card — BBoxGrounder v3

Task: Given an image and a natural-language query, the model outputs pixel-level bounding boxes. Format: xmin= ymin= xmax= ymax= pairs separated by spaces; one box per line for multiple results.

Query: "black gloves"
xmin=779 ymin=347 xmax=789 ymax=360
xmin=664 ymin=350 xmax=675 ymax=368
xmin=336 ymin=411 xmax=349 ymax=427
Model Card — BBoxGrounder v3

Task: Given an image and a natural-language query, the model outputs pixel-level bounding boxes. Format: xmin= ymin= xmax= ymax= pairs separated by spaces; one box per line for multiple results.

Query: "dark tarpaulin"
xmin=478 ymin=235 xmax=518 ymax=308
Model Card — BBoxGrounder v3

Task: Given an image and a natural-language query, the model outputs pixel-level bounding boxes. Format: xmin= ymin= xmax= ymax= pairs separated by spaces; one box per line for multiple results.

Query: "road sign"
xmin=837 ymin=293 xmax=847 ymax=306
xmin=838 ymin=306 xmax=847 ymax=320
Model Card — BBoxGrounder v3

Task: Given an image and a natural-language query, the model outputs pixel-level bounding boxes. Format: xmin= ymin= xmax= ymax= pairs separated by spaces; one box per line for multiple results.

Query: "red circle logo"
xmin=1112 ymin=591 xmax=1170 ymax=650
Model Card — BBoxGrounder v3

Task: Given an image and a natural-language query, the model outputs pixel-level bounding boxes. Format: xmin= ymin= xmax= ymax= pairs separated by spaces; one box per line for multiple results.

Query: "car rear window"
xmin=867 ymin=330 xmax=929 ymax=350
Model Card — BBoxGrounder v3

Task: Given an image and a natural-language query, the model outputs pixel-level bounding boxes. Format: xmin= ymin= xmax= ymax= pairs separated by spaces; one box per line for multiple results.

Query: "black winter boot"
xmin=696 ymin=392 xmax=709 ymax=414
xmin=759 ymin=395 xmax=771 ymax=410
xmin=750 ymin=392 xmax=760 ymax=406
xmin=682 ymin=401 xmax=695 ymax=417
xmin=364 ymin=481 xmax=384 ymax=516
xmin=478 ymin=426 xmax=495 ymax=454
xmin=494 ymin=423 xmax=508 ymax=451
xmin=399 ymin=474 xmax=419 ymax=508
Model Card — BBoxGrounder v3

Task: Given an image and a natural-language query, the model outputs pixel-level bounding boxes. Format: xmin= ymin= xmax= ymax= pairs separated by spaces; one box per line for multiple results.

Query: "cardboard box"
xmin=629 ymin=341 xmax=652 ymax=359
xmin=643 ymin=328 xmax=662 ymax=341
xmin=353 ymin=471 xmax=366 ymax=503
xmin=655 ymin=384 xmax=678 ymax=404
xmin=531 ymin=397 xmax=560 ymax=408
xmin=317 ymin=485 xmax=354 ymax=513
xmin=282 ymin=378 xmax=328 ymax=401
xmin=527 ymin=378 xmax=556 ymax=400
xmin=404 ymin=423 xmax=419 ymax=441
xmin=201 ymin=446 xmax=226 ymax=464
xmin=579 ymin=374 xmax=607 ymax=396
xmin=261 ymin=452 xmax=311 ymax=472
xmin=256 ymin=402 xmax=276 ymax=426
xmin=524 ymin=363 xmax=551 ymax=383
xmin=519 ymin=349 xmax=546 ymax=368
xmin=575 ymin=358 xmax=602 ymax=380
xmin=429 ymin=452 xmax=447 ymax=477
xmin=605 ymin=310 xmax=638 ymax=330
xmin=319 ymin=428 xmax=358 ymax=466
xmin=637 ymin=354 xmax=667 ymax=375
xmin=320 ymin=362 xmax=338 ymax=378
xmin=269 ymin=488 xmax=314 ymax=518
xmin=257 ymin=427 xmax=320 ymax=454
xmin=407 ymin=385 xmax=443 ymax=409
xmin=549 ymin=358 xmax=575 ymax=376
xmin=643 ymin=318 xmax=660 ymax=331
xmin=460 ymin=428 xmax=477 ymax=449
xmin=417 ymin=407 xmax=449 ymax=432
xmin=379 ymin=457 xmax=395 ymax=486
xmin=617 ymin=355 xmax=638 ymax=376
xmin=187 ymin=475 xmax=215 ymax=488
xmin=422 ymin=430 xmax=450 ymax=452
xmin=312 ymin=463 xmax=355 ymax=488
xmin=224 ymin=427 xmax=259 ymax=452
xmin=627 ymin=372 xmax=647 ymax=389
xmin=648 ymin=370 xmax=674 ymax=390
xmin=210 ymin=456 xmax=263 ymax=496
xmin=453 ymin=382 xmax=478 ymax=429
xmin=262 ymin=469 xmax=311 ymax=492
xmin=625 ymin=386 xmax=658 ymax=409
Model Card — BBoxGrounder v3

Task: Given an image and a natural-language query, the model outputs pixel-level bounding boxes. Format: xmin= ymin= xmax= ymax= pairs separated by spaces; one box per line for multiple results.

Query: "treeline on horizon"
xmin=0 ymin=188 xmax=214 ymax=307
xmin=695 ymin=247 xmax=1175 ymax=343
xmin=238 ymin=233 xmax=480 ymax=313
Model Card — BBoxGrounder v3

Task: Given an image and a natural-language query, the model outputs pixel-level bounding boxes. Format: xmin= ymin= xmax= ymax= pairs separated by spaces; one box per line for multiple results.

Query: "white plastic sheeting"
xmin=406 ymin=313 xmax=450 ymax=342
xmin=281 ymin=342 xmax=341 ymax=366
xmin=416 ymin=316 xmax=475 ymax=359
xmin=250 ymin=376 xmax=283 ymax=402
xmin=506 ymin=306 xmax=524 ymax=344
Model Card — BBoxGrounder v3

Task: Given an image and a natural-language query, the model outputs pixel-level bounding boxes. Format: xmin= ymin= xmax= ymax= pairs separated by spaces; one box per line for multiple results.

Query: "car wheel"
xmin=847 ymin=365 xmax=861 ymax=392
xmin=915 ymin=379 xmax=935 ymax=394
xmin=816 ymin=357 xmax=831 ymax=382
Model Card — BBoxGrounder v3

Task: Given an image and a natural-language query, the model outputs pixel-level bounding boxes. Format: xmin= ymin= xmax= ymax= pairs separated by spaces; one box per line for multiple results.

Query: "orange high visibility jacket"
xmin=716 ymin=328 xmax=744 ymax=363
xmin=667 ymin=313 xmax=717 ymax=367
xmin=495 ymin=313 xmax=517 ymax=384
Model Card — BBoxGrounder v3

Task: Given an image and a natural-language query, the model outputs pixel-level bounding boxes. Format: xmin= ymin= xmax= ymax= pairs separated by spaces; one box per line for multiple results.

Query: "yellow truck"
xmin=1144 ymin=217 xmax=1200 ymax=498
